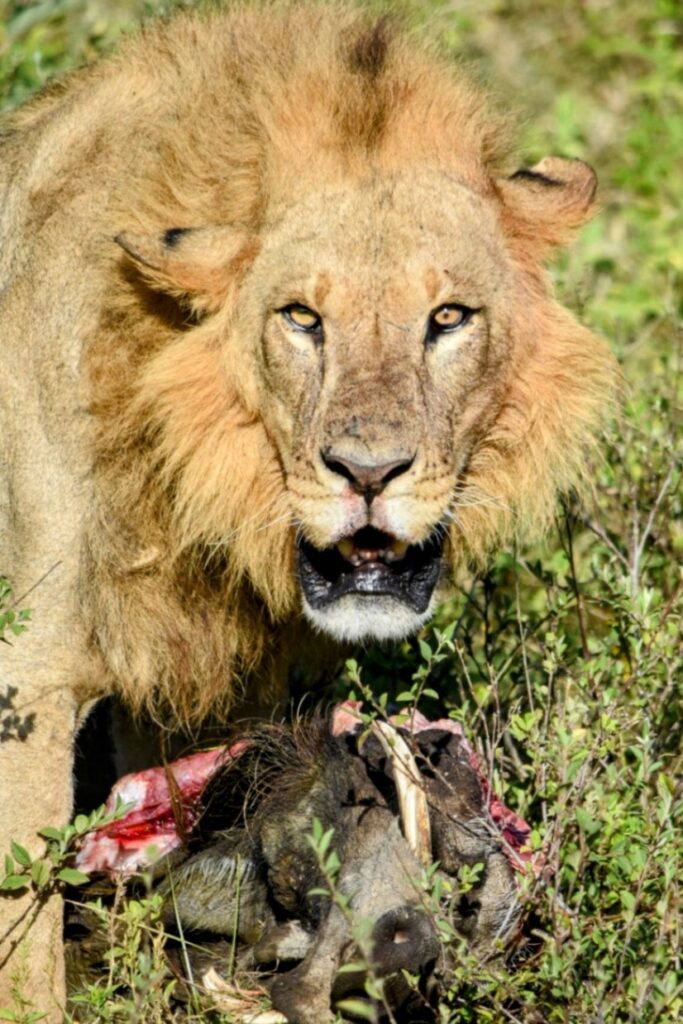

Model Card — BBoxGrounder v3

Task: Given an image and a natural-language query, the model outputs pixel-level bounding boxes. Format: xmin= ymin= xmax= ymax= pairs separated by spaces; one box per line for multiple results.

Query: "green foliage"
xmin=65 ymin=891 xmax=176 ymax=1024
xmin=0 ymin=0 xmax=154 ymax=107
xmin=0 ymin=801 xmax=130 ymax=895
xmin=1 ymin=0 xmax=681 ymax=1021
xmin=0 ymin=578 xmax=30 ymax=645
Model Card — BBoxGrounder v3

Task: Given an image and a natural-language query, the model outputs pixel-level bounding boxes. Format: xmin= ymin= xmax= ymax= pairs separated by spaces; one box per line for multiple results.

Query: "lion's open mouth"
xmin=297 ymin=526 xmax=444 ymax=613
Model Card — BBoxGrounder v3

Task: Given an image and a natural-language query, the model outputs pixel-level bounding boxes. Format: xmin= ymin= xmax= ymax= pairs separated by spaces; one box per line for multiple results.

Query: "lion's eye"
xmin=281 ymin=304 xmax=322 ymax=334
xmin=428 ymin=304 xmax=473 ymax=336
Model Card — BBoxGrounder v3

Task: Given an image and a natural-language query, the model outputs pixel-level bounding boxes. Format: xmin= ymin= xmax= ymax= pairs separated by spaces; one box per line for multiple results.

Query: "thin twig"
xmin=563 ymin=510 xmax=589 ymax=660
xmin=630 ymin=466 xmax=674 ymax=598
xmin=12 ymin=561 xmax=62 ymax=607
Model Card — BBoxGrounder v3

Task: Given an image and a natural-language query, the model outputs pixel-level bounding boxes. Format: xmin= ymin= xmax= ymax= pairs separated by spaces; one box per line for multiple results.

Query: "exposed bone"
xmin=370 ymin=720 xmax=432 ymax=866
xmin=201 ymin=968 xmax=287 ymax=1023
xmin=242 ymin=1013 xmax=290 ymax=1024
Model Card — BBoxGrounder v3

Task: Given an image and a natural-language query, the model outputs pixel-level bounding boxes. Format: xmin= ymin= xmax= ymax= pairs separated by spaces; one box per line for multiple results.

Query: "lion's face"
xmin=119 ymin=155 xmax=609 ymax=651
xmin=243 ymin=171 xmax=514 ymax=641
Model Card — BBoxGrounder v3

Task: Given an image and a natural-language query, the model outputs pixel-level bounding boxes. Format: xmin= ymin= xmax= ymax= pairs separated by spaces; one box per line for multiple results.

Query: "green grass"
xmin=1 ymin=1 xmax=681 ymax=1021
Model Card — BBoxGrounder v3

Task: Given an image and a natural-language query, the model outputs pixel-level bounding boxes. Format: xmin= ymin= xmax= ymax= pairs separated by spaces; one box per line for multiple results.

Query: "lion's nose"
xmin=321 ymin=449 xmax=415 ymax=500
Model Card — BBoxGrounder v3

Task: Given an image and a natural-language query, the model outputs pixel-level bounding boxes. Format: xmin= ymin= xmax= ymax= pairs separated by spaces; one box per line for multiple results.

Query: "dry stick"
xmin=107 ymin=879 xmax=126 ymax=991
xmin=163 ymin=862 xmax=197 ymax=1003
xmin=502 ymin=730 xmax=528 ymax=782
xmin=201 ymin=968 xmax=287 ymax=1023
xmin=563 ymin=510 xmax=589 ymax=660
xmin=483 ymin=572 xmax=494 ymax=668
xmin=514 ymin=561 xmax=535 ymax=714
xmin=539 ymin=755 xmax=595 ymax=910
xmin=452 ymin=582 xmax=480 ymax=644
xmin=469 ymin=573 xmax=557 ymax=696
xmin=499 ymin=1006 xmax=525 ymax=1024
xmin=12 ymin=560 xmax=62 ymax=608
xmin=454 ymin=641 xmax=490 ymax=749
xmin=629 ymin=465 xmax=674 ymax=599
xmin=453 ymin=640 xmax=515 ymax=850
xmin=581 ymin=515 xmax=629 ymax=570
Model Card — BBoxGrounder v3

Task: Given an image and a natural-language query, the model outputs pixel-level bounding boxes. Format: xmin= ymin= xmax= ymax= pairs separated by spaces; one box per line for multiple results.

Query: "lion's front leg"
xmin=0 ymin=671 xmax=78 ymax=1022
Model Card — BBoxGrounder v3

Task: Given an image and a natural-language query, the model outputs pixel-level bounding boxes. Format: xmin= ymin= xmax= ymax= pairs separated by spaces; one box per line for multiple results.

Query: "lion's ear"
xmin=115 ymin=226 xmax=257 ymax=312
xmin=499 ymin=156 xmax=598 ymax=251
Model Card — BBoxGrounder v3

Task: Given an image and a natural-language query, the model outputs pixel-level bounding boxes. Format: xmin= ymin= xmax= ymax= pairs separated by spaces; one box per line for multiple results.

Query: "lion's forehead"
xmin=258 ymin=172 xmax=508 ymax=312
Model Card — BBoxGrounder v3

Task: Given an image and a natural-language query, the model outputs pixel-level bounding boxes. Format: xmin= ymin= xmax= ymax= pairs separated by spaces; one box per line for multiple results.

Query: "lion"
xmin=0 ymin=1 xmax=615 ymax=1015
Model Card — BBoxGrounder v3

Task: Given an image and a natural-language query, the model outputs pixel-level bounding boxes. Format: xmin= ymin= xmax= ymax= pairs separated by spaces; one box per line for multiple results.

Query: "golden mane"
xmin=69 ymin=1 xmax=614 ymax=724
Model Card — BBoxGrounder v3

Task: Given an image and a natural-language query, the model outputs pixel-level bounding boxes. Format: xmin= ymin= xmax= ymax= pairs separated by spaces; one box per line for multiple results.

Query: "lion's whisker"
xmin=206 ymin=495 xmax=288 ymax=549
xmin=253 ymin=511 xmax=296 ymax=534
xmin=448 ymin=489 xmax=513 ymax=514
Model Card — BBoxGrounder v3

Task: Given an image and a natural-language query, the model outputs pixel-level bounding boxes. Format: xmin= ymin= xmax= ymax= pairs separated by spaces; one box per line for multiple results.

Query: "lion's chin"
xmin=297 ymin=526 xmax=444 ymax=641
xmin=302 ymin=593 xmax=436 ymax=643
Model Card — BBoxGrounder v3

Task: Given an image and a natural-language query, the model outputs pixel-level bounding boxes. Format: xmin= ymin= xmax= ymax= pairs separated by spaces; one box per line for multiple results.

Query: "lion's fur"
xmin=1 ymin=1 xmax=614 ymax=725
xmin=0 ymin=3 xmax=617 ymax=1007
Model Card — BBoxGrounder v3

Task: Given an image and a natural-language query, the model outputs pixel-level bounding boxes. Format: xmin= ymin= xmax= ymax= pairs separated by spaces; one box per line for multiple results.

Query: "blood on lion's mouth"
xmin=297 ymin=526 xmax=444 ymax=613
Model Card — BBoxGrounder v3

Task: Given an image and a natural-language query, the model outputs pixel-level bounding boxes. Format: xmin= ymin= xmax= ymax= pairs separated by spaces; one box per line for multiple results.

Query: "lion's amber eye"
xmin=281 ymin=304 xmax=322 ymax=334
xmin=429 ymin=304 xmax=472 ymax=334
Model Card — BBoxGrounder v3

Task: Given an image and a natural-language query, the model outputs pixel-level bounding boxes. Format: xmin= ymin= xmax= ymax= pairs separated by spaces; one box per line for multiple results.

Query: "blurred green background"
xmin=1 ymin=2 xmax=681 ymax=1021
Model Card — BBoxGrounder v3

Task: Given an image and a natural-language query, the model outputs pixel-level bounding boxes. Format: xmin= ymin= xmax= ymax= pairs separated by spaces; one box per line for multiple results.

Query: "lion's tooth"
xmin=390 ymin=539 xmax=409 ymax=558
xmin=337 ymin=538 xmax=354 ymax=559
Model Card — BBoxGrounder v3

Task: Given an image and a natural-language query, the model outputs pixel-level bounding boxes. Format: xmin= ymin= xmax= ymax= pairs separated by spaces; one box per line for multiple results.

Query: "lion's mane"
xmin=3 ymin=2 xmax=614 ymax=724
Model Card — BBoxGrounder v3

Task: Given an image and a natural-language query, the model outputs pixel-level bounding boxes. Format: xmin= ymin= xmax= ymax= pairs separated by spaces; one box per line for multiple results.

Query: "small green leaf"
xmin=324 ymin=850 xmax=341 ymax=874
xmin=441 ymin=620 xmax=456 ymax=642
xmin=575 ymin=808 xmax=601 ymax=835
xmin=336 ymin=960 xmax=368 ymax=975
xmin=418 ymin=639 xmax=432 ymax=661
xmin=396 ymin=691 xmax=415 ymax=702
xmin=38 ymin=826 xmax=64 ymax=842
xmin=0 ymin=874 xmax=29 ymax=892
xmin=318 ymin=826 xmax=335 ymax=856
xmin=311 ymin=818 xmax=323 ymax=842
xmin=56 ymin=867 xmax=90 ymax=886
xmin=473 ymin=683 xmax=489 ymax=705
xmin=620 ymin=890 xmax=636 ymax=912
xmin=10 ymin=841 xmax=31 ymax=868
xmin=364 ymin=976 xmax=385 ymax=999
xmin=31 ymin=859 xmax=51 ymax=889
xmin=335 ymin=998 xmax=376 ymax=1021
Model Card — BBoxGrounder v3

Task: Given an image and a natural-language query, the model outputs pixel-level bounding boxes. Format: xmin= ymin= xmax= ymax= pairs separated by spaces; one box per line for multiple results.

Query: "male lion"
xmin=0 ymin=1 xmax=614 ymax=1015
